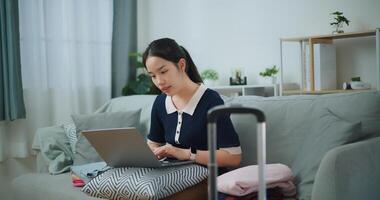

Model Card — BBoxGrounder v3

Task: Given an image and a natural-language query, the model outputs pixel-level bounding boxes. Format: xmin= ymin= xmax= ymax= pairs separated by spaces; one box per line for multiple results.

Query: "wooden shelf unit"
xmin=283 ymin=89 xmax=374 ymax=96
xmin=209 ymin=84 xmax=278 ymax=97
xmin=279 ymin=29 xmax=380 ymax=95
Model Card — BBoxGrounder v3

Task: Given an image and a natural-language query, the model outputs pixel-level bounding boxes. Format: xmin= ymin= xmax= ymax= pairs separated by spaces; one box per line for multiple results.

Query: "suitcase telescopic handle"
xmin=207 ymin=104 xmax=267 ymax=200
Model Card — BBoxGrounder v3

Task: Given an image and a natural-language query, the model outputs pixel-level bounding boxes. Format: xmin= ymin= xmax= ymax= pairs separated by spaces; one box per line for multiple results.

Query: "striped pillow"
xmin=82 ymin=164 xmax=208 ymax=200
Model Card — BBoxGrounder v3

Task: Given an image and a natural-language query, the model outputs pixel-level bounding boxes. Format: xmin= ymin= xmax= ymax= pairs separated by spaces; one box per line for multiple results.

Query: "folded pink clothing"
xmin=217 ymin=163 xmax=296 ymax=197
xmin=222 ymin=187 xmax=285 ymax=200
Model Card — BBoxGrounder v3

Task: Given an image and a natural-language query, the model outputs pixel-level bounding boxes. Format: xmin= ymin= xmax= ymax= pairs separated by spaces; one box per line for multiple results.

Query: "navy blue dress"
xmin=148 ymin=88 xmax=240 ymax=152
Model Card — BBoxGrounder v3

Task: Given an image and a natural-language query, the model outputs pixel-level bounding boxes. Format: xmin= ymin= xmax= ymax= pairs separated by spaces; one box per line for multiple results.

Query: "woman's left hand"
xmin=153 ymin=143 xmax=190 ymax=160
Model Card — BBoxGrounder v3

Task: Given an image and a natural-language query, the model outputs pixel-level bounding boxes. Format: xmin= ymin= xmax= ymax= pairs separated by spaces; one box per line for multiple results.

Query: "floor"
xmin=0 ymin=156 xmax=36 ymax=200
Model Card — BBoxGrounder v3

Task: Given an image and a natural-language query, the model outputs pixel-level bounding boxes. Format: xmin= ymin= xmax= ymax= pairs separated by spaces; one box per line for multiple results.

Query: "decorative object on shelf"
xmin=201 ymin=69 xmax=219 ymax=87
xmin=351 ymin=76 xmax=360 ymax=82
xmin=342 ymin=82 xmax=352 ymax=90
xmin=230 ymin=68 xmax=247 ymax=85
xmin=349 ymin=76 xmax=371 ymax=90
xmin=259 ymin=65 xmax=279 ymax=85
xmin=330 ymin=11 xmax=350 ymax=34
xmin=122 ymin=52 xmax=160 ymax=95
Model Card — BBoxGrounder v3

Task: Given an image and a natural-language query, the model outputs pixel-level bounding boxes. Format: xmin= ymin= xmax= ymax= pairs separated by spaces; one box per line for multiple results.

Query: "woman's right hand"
xmin=153 ymin=143 xmax=191 ymax=160
xmin=147 ymin=140 xmax=163 ymax=153
xmin=153 ymin=144 xmax=170 ymax=159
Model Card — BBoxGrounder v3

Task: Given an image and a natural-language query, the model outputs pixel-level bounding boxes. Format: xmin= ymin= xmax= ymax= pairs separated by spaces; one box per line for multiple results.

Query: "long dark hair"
xmin=142 ymin=38 xmax=203 ymax=84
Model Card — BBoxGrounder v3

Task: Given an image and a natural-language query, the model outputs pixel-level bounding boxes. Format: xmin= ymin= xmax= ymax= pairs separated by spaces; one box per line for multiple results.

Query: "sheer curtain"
xmin=0 ymin=0 xmax=113 ymax=161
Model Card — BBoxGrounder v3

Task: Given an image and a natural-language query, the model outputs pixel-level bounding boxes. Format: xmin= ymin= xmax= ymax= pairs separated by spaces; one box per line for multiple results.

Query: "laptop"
xmin=81 ymin=127 xmax=194 ymax=168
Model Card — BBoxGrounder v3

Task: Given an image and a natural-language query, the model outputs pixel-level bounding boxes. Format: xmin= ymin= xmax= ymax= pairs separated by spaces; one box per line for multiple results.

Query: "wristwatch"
xmin=190 ymin=147 xmax=197 ymax=161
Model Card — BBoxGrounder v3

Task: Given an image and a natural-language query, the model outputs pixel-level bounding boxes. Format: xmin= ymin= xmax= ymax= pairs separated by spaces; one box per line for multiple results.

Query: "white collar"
xmin=165 ymin=84 xmax=207 ymax=116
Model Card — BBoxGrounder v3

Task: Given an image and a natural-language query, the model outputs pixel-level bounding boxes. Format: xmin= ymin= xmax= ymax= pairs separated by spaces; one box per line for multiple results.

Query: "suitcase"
xmin=207 ymin=104 xmax=267 ymax=200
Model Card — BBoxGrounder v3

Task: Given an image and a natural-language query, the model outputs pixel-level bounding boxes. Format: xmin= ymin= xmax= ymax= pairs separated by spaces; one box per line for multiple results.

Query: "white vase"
xmin=204 ymin=79 xmax=216 ymax=87
xmin=332 ymin=23 xmax=344 ymax=34
xmin=271 ymin=76 xmax=277 ymax=84
xmin=259 ymin=76 xmax=277 ymax=85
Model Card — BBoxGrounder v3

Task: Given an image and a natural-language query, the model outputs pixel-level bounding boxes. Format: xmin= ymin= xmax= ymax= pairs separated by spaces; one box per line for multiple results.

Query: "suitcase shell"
xmin=207 ymin=104 xmax=267 ymax=200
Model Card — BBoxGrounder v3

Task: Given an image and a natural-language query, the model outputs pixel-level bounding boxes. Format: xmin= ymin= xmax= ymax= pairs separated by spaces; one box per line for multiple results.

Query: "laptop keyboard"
xmin=159 ymin=157 xmax=194 ymax=166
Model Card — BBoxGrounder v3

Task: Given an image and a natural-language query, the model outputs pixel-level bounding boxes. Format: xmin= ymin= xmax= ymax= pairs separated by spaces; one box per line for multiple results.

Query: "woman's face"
xmin=145 ymin=56 xmax=186 ymax=96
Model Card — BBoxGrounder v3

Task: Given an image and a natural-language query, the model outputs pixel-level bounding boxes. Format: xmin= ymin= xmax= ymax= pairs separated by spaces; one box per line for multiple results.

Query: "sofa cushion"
xmin=96 ymin=95 xmax=157 ymax=136
xmin=11 ymin=173 xmax=97 ymax=200
xmin=72 ymin=109 xmax=141 ymax=165
xmin=316 ymin=91 xmax=380 ymax=137
xmin=292 ymin=108 xmax=362 ymax=200
xmin=82 ymin=164 xmax=208 ymax=200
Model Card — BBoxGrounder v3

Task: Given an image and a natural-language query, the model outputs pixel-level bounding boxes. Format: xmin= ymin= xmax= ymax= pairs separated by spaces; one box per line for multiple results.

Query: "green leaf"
xmin=331 ymin=11 xmax=343 ymax=15
xmin=330 ymin=11 xmax=350 ymax=27
xmin=136 ymin=61 xmax=145 ymax=68
xmin=201 ymin=69 xmax=219 ymax=80
xmin=122 ymin=52 xmax=161 ymax=96
xmin=259 ymin=65 xmax=278 ymax=77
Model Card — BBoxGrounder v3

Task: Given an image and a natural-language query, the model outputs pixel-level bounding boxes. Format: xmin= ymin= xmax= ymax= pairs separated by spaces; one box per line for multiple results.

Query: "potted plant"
xmin=201 ymin=69 xmax=218 ymax=86
xmin=330 ymin=11 xmax=350 ymax=34
xmin=259 ymin=65 xmax=279 ymax=85
xmin=122 ymin=52 xmax=160 ymax=95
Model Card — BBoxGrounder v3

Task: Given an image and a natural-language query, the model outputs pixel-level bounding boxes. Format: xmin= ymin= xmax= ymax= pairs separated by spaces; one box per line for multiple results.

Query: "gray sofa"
xmin=12 ymin=91 xmax=380 ymax=200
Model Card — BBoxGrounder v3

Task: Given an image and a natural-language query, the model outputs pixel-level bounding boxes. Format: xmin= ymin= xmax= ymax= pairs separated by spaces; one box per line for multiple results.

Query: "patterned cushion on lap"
xmin=82 ymin=164 xmax=208 ymax=200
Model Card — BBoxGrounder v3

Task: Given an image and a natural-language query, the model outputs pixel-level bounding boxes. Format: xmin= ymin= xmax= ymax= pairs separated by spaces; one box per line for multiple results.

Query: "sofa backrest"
xmin=99 ymin=91 xmax=380 ymax=168
xmin=230 ymin=91 xmax=380 ymax=167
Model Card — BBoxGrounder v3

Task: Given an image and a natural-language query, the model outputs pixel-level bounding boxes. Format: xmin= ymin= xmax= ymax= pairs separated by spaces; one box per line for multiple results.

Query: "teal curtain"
xmin=111 ymin=0 xmax=137 ymax=97
xmin=0 ymin=0 xmax=26 ymax=121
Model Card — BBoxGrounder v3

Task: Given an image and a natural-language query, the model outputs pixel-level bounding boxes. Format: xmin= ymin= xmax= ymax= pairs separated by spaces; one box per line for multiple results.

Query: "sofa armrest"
xmin=32 ymin=125 xmax=74 ymax=174
xmin=312 ymin=136 xmax=380 ymax=200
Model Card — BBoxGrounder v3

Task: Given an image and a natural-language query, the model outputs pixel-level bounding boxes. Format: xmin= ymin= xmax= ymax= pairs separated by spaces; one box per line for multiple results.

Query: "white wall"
xmin=137 ymin=0 xmax=380 ymax=88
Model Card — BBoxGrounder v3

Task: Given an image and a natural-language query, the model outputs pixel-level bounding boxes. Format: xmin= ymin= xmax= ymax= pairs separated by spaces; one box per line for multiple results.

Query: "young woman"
xmin=144 ymin=38 xmax=241 ymax=169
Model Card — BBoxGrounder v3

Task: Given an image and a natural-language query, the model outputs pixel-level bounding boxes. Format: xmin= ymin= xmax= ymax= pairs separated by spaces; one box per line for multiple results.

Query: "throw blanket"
xmin=217 ymin=164 xmax=296 ymax=197
xmin=70 ymin=161 xmax=111 ymax=187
